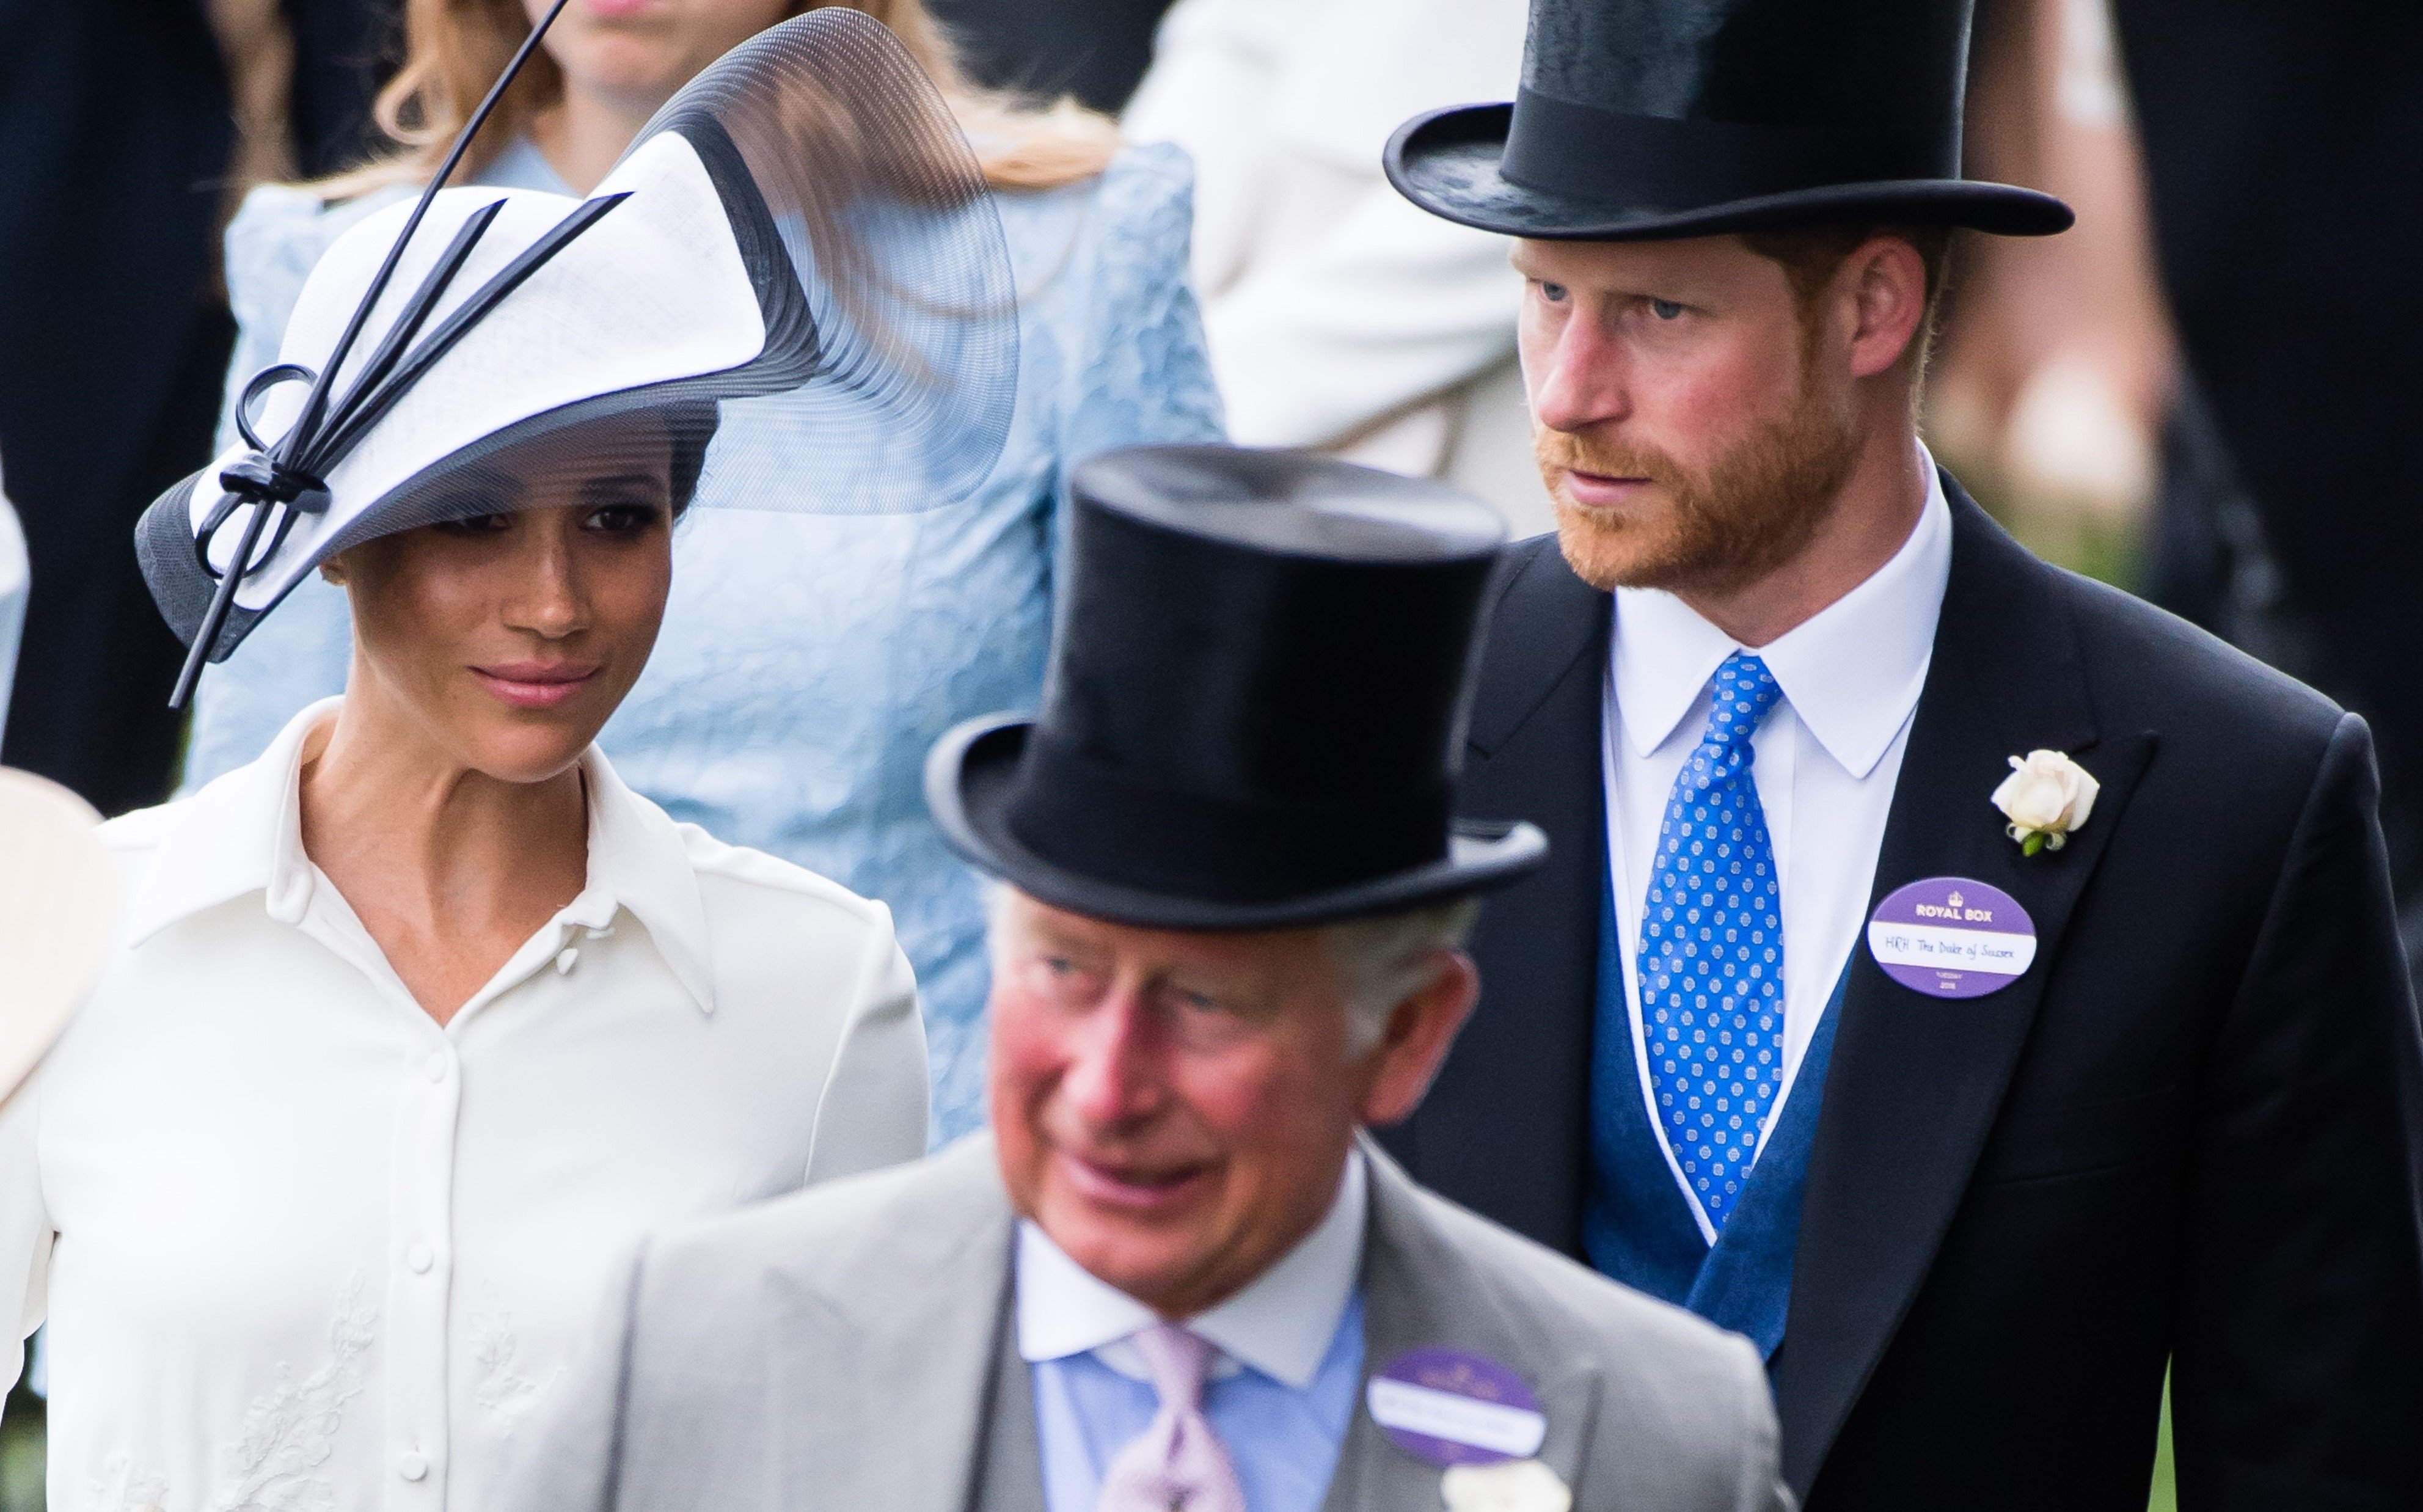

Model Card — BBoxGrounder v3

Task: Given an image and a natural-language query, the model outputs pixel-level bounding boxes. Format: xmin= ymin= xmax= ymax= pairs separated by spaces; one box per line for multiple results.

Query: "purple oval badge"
xmin=1866 ymin=877 xmax=2037 ymax=999
xmin=1365 ymin=1348 xmax=1546 ymax=1467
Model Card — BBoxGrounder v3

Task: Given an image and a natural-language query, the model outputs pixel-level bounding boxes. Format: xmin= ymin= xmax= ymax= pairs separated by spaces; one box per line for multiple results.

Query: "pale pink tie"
xmin=1095 ymin=1323 xmax=1249 ymax=1512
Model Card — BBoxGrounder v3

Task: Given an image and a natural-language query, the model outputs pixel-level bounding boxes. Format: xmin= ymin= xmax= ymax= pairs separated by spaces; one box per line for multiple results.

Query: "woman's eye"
xmin=434 ymin=512 xmax=514 ymax=537
xmin=584 ymin=502 xmax=663 ymax=533
xmin=1649 ymin=298 xmax=1685 ymax=321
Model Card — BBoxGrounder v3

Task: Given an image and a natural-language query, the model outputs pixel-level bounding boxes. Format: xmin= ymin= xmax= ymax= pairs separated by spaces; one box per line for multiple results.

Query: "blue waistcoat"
xmin=1582 ymin=876 xmax=1847 ymax=1358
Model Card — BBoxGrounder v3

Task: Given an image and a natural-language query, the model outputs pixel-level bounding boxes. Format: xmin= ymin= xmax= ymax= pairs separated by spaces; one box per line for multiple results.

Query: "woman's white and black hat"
xmin=137 ymin=7 xmax=1018 ymax=705
xmin=1387 ymin=0 xmax=2074 ymax=241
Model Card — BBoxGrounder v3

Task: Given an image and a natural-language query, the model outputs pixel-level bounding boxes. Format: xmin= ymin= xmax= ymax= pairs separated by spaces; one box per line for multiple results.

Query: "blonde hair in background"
xmin=319 ymin=0 xmax=1119 ymax=199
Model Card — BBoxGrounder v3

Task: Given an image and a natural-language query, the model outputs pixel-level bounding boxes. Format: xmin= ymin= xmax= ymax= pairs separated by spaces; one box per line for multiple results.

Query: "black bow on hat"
xmin=1387 ymin=0 xmax=2073 ymax=241
xmin=925 ymin=445 xmax=1549 ymax=931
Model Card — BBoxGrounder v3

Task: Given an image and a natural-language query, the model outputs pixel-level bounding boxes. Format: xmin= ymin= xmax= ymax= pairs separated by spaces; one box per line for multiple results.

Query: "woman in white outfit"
xmin=0 ymin=15 xmax=1014 ymax=1508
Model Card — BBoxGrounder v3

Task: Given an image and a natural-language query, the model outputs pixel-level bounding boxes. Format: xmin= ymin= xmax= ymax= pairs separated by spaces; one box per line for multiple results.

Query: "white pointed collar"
xmin=1610 ymin=445 xmax=1953 ymax=780
xmin=1016 ymin=1149 xmax=1367 ymax=1392
xmin=126 ymin=696 xmax=716 ymax=1013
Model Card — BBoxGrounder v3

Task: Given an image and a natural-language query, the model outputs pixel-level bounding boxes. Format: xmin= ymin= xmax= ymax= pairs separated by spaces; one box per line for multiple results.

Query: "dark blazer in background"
xmin=1379 ymin=478 xmax=2423 ymax=1510
xmin=0 ymin=0 xmax=233 ymax=814
xmin=2112 ymin=0 xmax=2423 ymax=936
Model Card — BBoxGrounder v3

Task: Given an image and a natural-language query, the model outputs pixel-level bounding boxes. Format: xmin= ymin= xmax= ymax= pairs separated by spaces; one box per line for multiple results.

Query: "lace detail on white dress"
xmin=89 ymin=1453 xmax=170 ymax=1512
xmin=466 ymin=1285 xmax=558 ymax=1433
xmin=208 ymin=1274 xmax=376 ymax=1512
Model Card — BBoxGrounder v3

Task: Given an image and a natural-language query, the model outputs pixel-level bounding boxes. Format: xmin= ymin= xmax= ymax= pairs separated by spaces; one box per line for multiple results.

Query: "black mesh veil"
xmin=134 ymin=8 xmax=1019 ymax=696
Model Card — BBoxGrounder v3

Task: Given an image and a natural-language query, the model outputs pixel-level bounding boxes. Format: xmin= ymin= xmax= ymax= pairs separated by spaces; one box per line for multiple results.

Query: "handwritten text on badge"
xmin=1367 ymin=1349 xmax=1547 ymax=1467
xmin=1866 ymin=877 xmax=2037 ymax=999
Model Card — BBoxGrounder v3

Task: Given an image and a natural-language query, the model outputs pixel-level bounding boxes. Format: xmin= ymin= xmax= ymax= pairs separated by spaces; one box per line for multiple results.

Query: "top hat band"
xmin=1501 ymin=87 xmax=1954 ymax=212
xmin=1003 ymin=729 xmax=1454 ymax=907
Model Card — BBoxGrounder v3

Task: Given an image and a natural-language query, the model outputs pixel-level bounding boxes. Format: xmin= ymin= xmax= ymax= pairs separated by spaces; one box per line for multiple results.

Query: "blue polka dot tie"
xmin=1640 ymin=652 xmax=1786 ymax=1232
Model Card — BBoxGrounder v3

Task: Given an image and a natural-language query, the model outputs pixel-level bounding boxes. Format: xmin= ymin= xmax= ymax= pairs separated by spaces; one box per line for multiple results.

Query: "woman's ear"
xmin=318 ymin=552 xmax=349 ymax=586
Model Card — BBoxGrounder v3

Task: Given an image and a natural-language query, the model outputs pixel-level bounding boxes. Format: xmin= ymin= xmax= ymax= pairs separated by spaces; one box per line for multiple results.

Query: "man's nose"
xmin=1060 ymin=988 xmax=1167 ymax=1128
xmin=1530 ymin=315 xmax=1631 ymax=435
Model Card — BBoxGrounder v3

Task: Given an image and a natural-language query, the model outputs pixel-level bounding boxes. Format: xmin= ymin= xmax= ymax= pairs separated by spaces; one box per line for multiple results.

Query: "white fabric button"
xmin=555 ymin=947 xmax=579 ymax=975
xmin=406 ymin=1243 xmax=434 ymax=1274
xmin=397 ymin=1451 xmax=429 ymax=1482
xmin=423 ymin=1053 xmax=448 ymax=1084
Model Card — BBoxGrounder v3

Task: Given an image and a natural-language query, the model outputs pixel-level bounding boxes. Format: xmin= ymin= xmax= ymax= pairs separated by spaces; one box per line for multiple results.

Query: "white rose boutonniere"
xmin=1441 ymin=1458 xmax=1573 ymax=1512
xmin=1992 ymin=750 xmax=2099 ymax=855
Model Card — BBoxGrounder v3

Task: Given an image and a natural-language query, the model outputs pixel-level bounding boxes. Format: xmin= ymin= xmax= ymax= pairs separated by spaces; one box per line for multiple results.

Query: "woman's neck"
xmin=298 ymin=691 xmax=590 ymax=1026
xmin=527 ymin=85 xmax=660 ymax=195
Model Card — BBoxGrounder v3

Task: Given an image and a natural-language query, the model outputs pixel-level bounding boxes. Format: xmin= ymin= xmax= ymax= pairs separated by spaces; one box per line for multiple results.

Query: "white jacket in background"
xmin=1125 ymin=0 xmax=1551 ymax=533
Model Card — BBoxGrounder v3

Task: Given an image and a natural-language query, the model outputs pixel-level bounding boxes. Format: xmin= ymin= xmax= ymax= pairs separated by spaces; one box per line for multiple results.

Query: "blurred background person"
xmin=0 ymin=462 xmax=23 ymax=742
xmin=1926 ymin=0 xmax=2174 ymax=586
xmin=1123 ymin=0 xmax=1552 ymax=533
xmin=930 ymin=0 xmax=1175 ymax=111
xmin=0 ymin=0 xmax=235 ymax=816
xmin=1940 ymin=0 xmax=2423 ymax=999
xmin=177 ymin=0 xmax=1224 ymax=1147
xmin=2111 ymin=0 xmax=2423 ymax=992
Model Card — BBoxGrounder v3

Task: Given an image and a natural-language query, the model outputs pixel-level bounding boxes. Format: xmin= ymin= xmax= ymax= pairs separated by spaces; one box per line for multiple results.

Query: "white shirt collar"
xmin=1016 ymin=1148 xmax=1368 ymax=1391
xmin=128 ymin=696 xmax=717 ymax=1012
xmin=1610 ymin=444 xmax=1953 ymax=780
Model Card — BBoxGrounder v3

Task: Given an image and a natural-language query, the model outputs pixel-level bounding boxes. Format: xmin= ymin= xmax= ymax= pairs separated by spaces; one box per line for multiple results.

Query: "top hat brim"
xmin=1387 ymin=103 xmax=2074 ymax=241
xmin=926 ymin=715 xmax=1549 ymax=932
xmin=0 ymin=769 xmax=111 ymax=1109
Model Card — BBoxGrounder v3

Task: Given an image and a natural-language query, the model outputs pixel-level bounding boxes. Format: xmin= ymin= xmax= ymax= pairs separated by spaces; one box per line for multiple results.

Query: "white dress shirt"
xmin=0 ymin=699 xmax=929 ymax=1511
xmin=1604 ymin=454 xmax=1953 ymax=1236
xmin=1018 ymin=1150 xmax=1366 ymax=1387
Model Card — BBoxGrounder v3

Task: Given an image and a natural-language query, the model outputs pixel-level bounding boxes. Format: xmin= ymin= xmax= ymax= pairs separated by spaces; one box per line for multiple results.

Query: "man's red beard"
xmin=1536 ymin=364 xmax=1863 ymax=597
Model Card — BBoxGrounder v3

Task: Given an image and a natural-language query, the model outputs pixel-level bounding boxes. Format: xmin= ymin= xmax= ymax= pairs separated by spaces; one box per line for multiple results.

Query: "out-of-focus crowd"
xmin=7 ymin=0 xmax=2418 ymax=938
xmin=1 ymin=2 xmax=2419 ymax=1508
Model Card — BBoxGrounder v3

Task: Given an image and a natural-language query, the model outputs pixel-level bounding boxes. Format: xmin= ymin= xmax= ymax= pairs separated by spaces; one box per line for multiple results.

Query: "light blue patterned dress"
xmin=183 ymin=138 xmax=1226 ymax=1142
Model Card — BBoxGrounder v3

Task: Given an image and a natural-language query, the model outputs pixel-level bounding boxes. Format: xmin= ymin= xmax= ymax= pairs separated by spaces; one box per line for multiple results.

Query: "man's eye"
xmin=1650 ymin=298 xmax=1685 ymax=321
xmin=1538 ymin=280 xmax=1569 ymax=303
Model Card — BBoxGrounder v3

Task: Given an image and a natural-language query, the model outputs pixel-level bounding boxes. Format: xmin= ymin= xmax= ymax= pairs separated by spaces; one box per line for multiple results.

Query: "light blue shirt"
xmin=1031 ymin=1298 xmax=1364 ymax=1512
xmin=1019 ymin=1156 xmax=1369 ymax=1512
xmin=182 ymin=137 xmax=1226 ymax=1144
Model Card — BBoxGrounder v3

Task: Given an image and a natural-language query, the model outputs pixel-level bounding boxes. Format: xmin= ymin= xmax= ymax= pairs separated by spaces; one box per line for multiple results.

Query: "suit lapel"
xmin=771 ymin=1140 xmax=1030 ymax=1512
xmin=1321 ymin=1143 xmax=1603 ymax=1512
xmin=1391 ymin=536 xmax=1612 ymax=1255
xmin=1771 ymin=485 xmax=2157 ymax=1493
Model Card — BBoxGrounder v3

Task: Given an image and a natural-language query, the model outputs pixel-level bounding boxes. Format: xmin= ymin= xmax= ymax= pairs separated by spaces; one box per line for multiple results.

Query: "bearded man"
xmin=1372 ymin=1 xmax=2423 ymax=1509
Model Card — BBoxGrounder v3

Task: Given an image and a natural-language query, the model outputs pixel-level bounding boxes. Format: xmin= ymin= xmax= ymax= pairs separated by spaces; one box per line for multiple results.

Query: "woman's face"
xmin=529 ymin=0 xmax=799 ymax=119
xmin=328 ymin=456 xmax=677 ymax=784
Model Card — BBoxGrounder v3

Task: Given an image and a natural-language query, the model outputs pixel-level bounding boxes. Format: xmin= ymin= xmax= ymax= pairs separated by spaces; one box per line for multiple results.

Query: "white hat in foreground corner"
xmin=0 ymin=769 xmax=110 ymax=1109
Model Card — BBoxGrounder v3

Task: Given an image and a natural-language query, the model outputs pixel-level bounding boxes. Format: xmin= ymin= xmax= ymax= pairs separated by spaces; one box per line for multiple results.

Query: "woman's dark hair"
xmin=663 ymin=400 xmax=722 ymax=517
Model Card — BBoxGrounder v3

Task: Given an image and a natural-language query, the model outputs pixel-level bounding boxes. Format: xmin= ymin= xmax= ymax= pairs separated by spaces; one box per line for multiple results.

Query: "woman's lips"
xmin=470 ymin=662 xmax=601 ymax=710
xmin=1560 ymin=468 xmax=1657 ymax=510
xmin=1056 ymin=1148 xmax=1213 ymax=1213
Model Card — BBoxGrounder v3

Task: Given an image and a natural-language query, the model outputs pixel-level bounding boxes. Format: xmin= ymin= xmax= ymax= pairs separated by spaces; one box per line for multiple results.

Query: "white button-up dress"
xmin=0 ymin=700 xmax=929 ymax=1511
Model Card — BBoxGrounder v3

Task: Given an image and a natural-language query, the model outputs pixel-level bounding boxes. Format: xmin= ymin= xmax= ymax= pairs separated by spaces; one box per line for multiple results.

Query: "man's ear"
xmin=1845 ymin=235 xmax=1932 ymax=381
xmin=1358 ymin=951 xmax=1482 ymax=1127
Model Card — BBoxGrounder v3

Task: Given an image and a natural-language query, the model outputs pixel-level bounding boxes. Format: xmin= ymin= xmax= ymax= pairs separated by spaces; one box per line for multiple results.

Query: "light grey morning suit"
xmin=514 ymin=1135 xmax=1788 ymax=1511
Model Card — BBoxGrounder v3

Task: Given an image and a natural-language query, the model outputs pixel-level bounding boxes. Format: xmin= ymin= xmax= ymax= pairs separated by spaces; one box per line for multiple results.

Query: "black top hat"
xmin=1387 ymin=0 xmax=2073 ymax=241
xmin=924 ymin=445 xmax=1549 ymax=931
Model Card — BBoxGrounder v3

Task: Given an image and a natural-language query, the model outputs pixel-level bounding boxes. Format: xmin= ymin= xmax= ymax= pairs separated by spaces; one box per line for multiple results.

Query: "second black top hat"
xmin=1387 ymin=0 xmax=2074 ymax=242
xmin=925 ymin=445 xmax=1548 ymax=930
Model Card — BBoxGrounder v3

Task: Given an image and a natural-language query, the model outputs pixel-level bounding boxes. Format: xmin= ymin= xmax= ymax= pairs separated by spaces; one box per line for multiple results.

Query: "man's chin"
xmin=1552 ymin=499 xmax=1684 ymax=593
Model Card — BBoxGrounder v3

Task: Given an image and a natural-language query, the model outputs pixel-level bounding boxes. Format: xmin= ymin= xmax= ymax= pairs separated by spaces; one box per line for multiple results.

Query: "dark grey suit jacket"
xmin=513 ymin=1136 xmax=1789 ymax=1511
